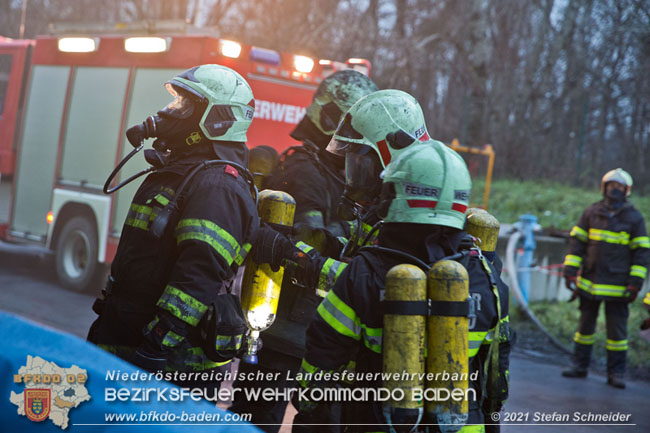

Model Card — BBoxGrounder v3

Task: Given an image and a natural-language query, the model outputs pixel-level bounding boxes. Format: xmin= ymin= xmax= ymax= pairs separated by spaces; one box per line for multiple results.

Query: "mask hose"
xmin=357 ymin=245 xmax=431 ymax=272
xmin=103 ymin=142 xmax=156 ymax=194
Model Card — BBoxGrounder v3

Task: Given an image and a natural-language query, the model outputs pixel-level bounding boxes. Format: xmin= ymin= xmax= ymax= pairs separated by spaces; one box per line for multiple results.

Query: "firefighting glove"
xmin=284 ymin=252 xmax=319 ymax=290
xmin=132 ymin=326 xmax=168 ymax=372
xmin=641 ymin=317 xmax=650 ymax=330
xmin=624 ymin=285 xmax=640 ymax=302
xmin=131 ymin=314 xmax=183 ymax=372
xmin=564 ymin=275 xmax=577 ymax=290
xmin=131 ymin=348 xmax=166 ymax=373
xmin=252 ymin=224 xmax=305 ymax=272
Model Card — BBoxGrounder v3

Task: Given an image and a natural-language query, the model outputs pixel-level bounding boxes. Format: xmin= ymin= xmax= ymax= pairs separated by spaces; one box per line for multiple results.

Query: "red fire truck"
xmin=0 ymin=34 xmax=370 ymax=291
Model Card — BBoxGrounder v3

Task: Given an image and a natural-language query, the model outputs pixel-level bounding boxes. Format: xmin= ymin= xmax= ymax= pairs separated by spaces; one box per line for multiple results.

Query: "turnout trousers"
xmin=572 ymin=296 xmax=629 ymax=374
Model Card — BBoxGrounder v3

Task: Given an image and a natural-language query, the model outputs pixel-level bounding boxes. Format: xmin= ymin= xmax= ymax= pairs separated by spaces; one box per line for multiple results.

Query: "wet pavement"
xmin=1 ymin=241 xmax=648 ymax=432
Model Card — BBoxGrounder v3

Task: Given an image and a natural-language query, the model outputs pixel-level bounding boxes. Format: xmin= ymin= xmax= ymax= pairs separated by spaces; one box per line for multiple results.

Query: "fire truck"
xmin=0 ymin=33 xmax=370 ymax=291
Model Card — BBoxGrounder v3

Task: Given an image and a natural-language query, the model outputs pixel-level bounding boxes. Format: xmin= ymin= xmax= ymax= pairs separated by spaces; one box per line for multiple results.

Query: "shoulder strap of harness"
xmin=149 ymin=160 xmax=258 ymax=238
xmin=366 ymin=246 xmax=477 ymax=319
xmin=477 ymin=252 xmax=502 ymax=411
xmin=284 ymin=141 xmax=345 ymax=186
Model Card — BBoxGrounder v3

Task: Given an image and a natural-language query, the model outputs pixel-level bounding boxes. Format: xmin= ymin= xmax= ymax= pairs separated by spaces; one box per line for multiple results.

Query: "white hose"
xmin=505 ymin=231 xmax=572 ymax=354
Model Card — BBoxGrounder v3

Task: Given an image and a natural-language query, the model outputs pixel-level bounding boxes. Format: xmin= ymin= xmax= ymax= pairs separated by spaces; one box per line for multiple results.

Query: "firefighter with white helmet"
xmin=88 ymin=65 xmax=260 ymax=396
xmin=563 ymin=168 xmax=650 ymax=388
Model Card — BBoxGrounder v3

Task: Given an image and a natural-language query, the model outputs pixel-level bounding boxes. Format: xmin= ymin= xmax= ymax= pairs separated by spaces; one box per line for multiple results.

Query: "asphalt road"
xmin=1 ymin=241 xmax=648 ymax=432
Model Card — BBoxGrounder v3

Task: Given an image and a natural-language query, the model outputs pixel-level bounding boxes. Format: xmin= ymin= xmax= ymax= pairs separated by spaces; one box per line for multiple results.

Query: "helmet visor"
xmin=326 ymin=112 xmax=365 ymax=156
xmin=160 ymin=83 xmax=195 ymax=119
xmin=326 ymin=137 xmax=352 ymax=156
xmin=319 ymin=101 xmax=343 ymax=134
xmin=344 ymin=144 xmax=383 ymax=204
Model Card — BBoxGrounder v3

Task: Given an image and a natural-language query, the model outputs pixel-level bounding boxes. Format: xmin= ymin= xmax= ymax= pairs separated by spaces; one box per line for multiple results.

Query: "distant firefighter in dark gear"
xmin=562 ymin=168 xmax=650 ymax=389
xmin=87 ymin=64 xmax=259 ymax=398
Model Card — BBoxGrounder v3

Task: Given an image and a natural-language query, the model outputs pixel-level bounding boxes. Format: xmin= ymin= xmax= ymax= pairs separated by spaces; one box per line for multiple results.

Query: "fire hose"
xmin=505 ymin=230 xmax=572 ymax=354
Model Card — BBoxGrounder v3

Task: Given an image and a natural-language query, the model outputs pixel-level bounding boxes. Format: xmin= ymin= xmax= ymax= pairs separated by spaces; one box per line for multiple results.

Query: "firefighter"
xmin=267 ymin=70 xmax=378 ymax=238
xmin=562 ymin=168 xmax=650 ymax=388
xmin=294 ymin=89 xmax=438 ymax=295
xmin=254 ymin=93 xmax=512 ymax=432
xmin=229 ymin=70 xmax=377 ymax=432
xmin=243 ymin=89 xmax=438 ymax=339
xmin=325 ymin=89 xmax=433 ymax=251
xmin=292 ymin=143 xmax=475 ymax=431
xmin=87 ymin=65 xmax=259 ymax=396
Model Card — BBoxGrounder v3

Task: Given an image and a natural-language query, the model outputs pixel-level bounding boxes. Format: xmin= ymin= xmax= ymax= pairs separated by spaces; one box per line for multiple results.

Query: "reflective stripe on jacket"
xmin=564 ymin=200 xmax=650 ymax=300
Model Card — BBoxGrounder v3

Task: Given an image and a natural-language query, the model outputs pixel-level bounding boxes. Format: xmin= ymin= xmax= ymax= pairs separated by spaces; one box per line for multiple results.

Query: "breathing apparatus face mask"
xmin=606 ymin=188 xmax=625 ymax=201
xmin=125 ymin=85 xmax=206 ymax=153
xmin=344 ymin=144 xmax=383 ymax=203
xmin=604 ymin=182 xmax=626 ymax=206
xmin=376 ymin=182 xmax=396 ymax=219
xmin=337 ymin=144 xmax=383 ymax=220
xmin=154 ymin=88 xmax=207 ymax=150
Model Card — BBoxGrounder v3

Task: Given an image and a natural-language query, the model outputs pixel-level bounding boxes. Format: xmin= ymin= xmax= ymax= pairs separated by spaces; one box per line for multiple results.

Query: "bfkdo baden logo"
xmin=25 ymin=389 xmax=51 ymax=422
xmin=10 ymin=355 xmax=90 ymax=430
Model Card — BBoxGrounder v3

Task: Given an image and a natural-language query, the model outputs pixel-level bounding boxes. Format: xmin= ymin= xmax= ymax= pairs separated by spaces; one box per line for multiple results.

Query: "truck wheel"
xmin=55 ymin=215 xmax=99 ymax=292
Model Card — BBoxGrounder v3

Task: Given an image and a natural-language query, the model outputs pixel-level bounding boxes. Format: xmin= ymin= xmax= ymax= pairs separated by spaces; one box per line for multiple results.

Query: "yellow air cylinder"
xmin=240 ymin=190 xmax=296 ymax=363
xmin=383 ymin=264 xmax=427 ymax=432
xmin=465 ymin=210 xmax=500 ymax=253
xmin=249 ymin=146 xmax=279 ymax=190
xmin=465 ymin=209 xmax=502 ymax=418
xmin=465 ymin=207 xmax=487 ymax=216
xmin=426 ymin=260 xmax=470 ymax=432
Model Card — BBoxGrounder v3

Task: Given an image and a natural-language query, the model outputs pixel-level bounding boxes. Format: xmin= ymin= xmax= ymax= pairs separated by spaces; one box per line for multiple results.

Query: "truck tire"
xmin=55 ymin=215 xmax=99 ymax=292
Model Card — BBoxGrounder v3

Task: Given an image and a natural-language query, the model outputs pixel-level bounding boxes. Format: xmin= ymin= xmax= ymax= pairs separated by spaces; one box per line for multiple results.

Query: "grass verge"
xmin=473 ymin=178 xmax=650 ymax=231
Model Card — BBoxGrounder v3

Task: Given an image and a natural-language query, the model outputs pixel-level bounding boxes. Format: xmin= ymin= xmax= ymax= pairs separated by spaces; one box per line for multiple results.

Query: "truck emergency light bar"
xmin=293 ymin=55 xmax=314 ymax=73
xmin=124 ymin=37 xmax=169 ymax=53
xmin=57 ymin=37 xmax=98 ymax=52
xmin=249 ymin=47 xmax=281 ymax=65
xmin=346 ymin=58 xmax=371 ymax=76
xmin=219 ymin=39 xmax=242 ymax=58
xmin=54 ymin=35 xmax=368 ymax=80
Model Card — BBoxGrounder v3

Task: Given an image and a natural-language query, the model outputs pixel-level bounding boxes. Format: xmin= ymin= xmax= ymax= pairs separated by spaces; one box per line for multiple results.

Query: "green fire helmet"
xmin=327 ymin=89 xmax=430 ymax=167
xmin=601 ymin=168 xmax=633 ymax=197
xmin=166 ymin=64 xmax=255 ymax=142
xmin=381 ymin=144 xmax=471 ymax=228
xmin=305 ymin=70 xmax=378 ymax=136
